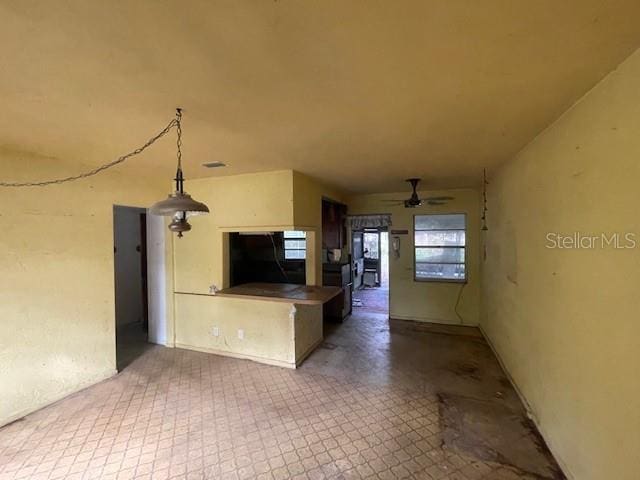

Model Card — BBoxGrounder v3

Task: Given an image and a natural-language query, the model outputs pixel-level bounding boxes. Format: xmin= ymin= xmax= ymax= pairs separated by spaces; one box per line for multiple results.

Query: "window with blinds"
xmin=414 ymin=214 xmax=466 ymax=282
xmin=283 ymin=231 xmax=306 ymax=260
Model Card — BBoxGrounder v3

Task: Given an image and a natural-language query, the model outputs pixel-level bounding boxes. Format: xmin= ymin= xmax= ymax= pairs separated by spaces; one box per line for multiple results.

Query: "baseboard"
xmin=175 ymin=343 xmax=296 ymax=369
xmin=390 ymin=313 xmax=478 ymax=327
xmin=478 ymin=325 xmax=573 ymax=480
xmin=0 ymin=368 xmax=117 ymax=429
xmin=390 ymin=318 xmax=482 ymax=338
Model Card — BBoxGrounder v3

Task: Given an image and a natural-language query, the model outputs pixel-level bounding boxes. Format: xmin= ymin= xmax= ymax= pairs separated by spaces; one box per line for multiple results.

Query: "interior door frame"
xmin=363 ymin=228 xmax=383 ymax=285
xmin=351 ymin=230 xmax=364 ymax=290
xmin=139 ymin=212 xmax=149 ymax=333
xmin=351 ymin=225 xmax=390 ymax=315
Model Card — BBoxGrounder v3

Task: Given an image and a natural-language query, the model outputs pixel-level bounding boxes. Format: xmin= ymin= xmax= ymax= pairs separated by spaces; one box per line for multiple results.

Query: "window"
xmin=363 ymin=231 xmax=379 ymax=259
xmin=284 ymin=231 xmax=306 ymax=260
xmin=414 ymin=214 xmax=466 ymax=282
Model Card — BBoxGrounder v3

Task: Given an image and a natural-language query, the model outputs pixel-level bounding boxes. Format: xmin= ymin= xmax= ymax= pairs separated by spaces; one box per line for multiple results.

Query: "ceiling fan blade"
xmin=382 ymin=178 xmax=425 ymax=208
xmin=425 ymin=196 xmax=454 ymax=201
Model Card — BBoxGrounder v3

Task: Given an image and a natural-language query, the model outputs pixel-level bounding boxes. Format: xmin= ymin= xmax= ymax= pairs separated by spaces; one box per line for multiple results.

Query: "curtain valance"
xmin=347 ymin=214 xmax=392 ymax=230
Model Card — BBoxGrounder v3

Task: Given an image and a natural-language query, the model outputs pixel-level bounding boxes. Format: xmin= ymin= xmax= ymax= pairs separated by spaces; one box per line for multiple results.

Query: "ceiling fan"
xmin=382 ymin=178 xmax=454 ymax=208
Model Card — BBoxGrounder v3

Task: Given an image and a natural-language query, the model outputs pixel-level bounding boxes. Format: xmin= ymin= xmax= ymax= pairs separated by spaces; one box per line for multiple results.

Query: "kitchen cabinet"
xmin=322 ymin=200 xmax=347 ymax=250
xmin=322 ymin=262 xmax=352 ymax=321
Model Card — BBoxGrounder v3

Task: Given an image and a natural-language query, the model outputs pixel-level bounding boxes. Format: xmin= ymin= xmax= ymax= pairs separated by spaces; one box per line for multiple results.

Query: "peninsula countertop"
xmin=215 ymin=283 xmax=342 ymax=305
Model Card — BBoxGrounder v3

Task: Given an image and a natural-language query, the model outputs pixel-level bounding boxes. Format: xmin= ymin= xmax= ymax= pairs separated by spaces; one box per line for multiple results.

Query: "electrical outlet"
xmin=237 ymin=329 xmax=244 ymax=340
xmin=212 ymin=327 xmax=219 ymax=337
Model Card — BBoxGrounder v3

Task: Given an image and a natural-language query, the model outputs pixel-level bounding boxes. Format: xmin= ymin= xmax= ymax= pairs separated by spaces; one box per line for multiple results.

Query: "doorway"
xmin=352 ymin=228 xmax=389 ymax=314
xmin=113 ymin=205 xmax=150 ymax=370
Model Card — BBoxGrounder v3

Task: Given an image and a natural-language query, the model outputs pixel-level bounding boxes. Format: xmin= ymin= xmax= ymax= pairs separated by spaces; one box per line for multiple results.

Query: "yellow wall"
xmin=0 ymin=166 xmax=344 ymax=425
xmin=481 ymin=49 xmax=640 ymax=480
xmin=348 ymin=189 xmax=481 ymax=325
xmin=173 ymin=170 xmax=296 ymax=294
xmin=0 ymin=150 xmax=167 ymax=427
xmin=173 ymin=170 xmax=346 ymax=293
xmin=174 ymin=295 xmax=322 ymax=368
xmin=172 ymin=170 xmax=342 ymax=362
xmin=292 ymin=171 xmax=347 ymax=285
xmin=175 ymin=295 xmax=297 ymax=366
xmin=292 ymin=171 xmax=346 ymax=228
xmin=294 ymin=304 xmax=323 ymax=364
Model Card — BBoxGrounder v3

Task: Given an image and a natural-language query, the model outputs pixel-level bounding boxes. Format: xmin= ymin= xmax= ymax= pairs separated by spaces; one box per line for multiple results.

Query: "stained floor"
xmin=0 ymin=312 xmax=563 ymax=479
xmin=302 ymin=314 xmax=563 ymax=479
xmin=352 ymin=287 xmax=389 ymax=314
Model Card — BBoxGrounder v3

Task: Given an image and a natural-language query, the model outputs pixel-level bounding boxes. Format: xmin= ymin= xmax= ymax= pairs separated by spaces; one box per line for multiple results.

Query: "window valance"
xmin=347 ymin=214 xmax=392 ymax=230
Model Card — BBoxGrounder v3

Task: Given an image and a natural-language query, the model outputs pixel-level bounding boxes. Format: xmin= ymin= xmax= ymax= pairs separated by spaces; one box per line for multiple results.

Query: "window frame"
xmin=283 ymin=231 xmax=307 ymax=261
xmin=413 ymin=213 xmax=467 ymax=284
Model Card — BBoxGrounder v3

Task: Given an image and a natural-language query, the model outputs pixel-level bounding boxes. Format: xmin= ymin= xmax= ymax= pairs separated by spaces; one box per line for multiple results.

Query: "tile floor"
xmin=0 ymin=312 xmax=563 ymax=479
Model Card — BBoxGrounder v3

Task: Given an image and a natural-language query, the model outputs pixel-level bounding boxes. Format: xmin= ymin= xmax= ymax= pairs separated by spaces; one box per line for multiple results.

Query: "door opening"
xmin=352 ymin=228 xmax=389 ymax=314
xmin=113 ymin=205 xmax=150 ymax=370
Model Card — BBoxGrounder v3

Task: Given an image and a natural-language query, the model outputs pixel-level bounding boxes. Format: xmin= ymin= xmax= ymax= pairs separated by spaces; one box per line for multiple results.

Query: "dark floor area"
xmin=115 ymin=322 xmax=152 ymax=371
xmin=301 ymin=312 xmax=564 ymax=479
xmin=352 ymin=286 xmax=389 ymax=314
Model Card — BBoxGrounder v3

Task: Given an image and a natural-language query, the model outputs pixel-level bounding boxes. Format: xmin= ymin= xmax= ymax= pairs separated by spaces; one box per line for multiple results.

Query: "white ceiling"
xmin=2 ymin=1 xmax=640 ymax=193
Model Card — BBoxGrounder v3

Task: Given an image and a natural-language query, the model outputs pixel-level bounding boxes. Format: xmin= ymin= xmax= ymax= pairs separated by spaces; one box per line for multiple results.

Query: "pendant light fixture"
xmin=150 ymin=108 xmax=209 ymax=237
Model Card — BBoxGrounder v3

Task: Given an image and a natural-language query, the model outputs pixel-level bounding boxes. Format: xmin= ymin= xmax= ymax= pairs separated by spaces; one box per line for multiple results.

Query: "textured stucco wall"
xmin=294 ymin=304 xmax=323 ymax=364
xmin=0 ymin=151 xmax=167 ymax=427
xmin=174 ymin=296 xmax=323 ymax=368
xmin=174 ymin=294 xmax=297 ymax=366
xmin=481 ymin=49 xmax=640 ymax=479
xmin=173 ymin=170 xmax=296 ymax=295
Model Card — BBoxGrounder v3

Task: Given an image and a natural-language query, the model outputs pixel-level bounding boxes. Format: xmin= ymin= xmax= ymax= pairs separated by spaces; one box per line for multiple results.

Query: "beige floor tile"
xmin=1 ymin=312 xmax=562 ymax=479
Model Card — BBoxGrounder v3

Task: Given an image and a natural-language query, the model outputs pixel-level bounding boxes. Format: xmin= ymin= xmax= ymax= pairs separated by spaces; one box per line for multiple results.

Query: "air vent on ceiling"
xmin=202 ymin=161 xmax=226 ymax=168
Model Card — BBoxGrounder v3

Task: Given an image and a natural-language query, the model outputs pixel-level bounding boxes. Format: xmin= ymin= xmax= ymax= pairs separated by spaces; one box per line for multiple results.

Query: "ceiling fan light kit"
xmin=403 ymin=178 xmax=422 ymax=208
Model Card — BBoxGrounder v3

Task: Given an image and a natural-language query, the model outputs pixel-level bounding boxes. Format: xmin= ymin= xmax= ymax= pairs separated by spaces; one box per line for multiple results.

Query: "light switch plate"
xmin=237 ymin=329 xmax=244 ymax=340
xmin=212 ymin=327 xmax=219 ymax=337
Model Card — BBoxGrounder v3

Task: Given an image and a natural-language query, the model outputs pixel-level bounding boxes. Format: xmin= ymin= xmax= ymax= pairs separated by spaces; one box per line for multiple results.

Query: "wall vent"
xmin=202 ymin=161 xmax=226 ymax=168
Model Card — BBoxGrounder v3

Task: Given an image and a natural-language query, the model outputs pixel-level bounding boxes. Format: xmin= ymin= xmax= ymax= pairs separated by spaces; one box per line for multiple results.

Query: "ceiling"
xmin=2 ymin=1 xmax=640 ymax=194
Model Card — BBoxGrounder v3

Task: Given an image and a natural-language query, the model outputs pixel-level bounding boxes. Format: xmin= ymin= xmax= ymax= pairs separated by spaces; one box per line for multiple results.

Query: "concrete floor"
xmin=302 ymin=313 xmax=563 ymax=479
xmin=0 ymin=312 xmax=563 ymax=479
xmin=352 ymin=287 xmax=389 ymax=314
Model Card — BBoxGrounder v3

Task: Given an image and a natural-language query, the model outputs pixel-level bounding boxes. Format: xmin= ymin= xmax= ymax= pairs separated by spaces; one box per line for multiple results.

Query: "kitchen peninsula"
xmin=174 ymin=283 xmax=341 ymax=369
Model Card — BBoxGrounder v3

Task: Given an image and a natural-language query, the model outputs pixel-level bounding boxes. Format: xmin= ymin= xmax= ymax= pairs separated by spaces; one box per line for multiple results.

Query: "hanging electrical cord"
xmin=454 ymin=282 xmax=466 ymax=325
xmin=0 ymin=117 xmax=178 ymax=187
xmin=268 ymin=233 xmax=290 ymax=282
xmin=481 ymin=168 xmax=489 ymax=231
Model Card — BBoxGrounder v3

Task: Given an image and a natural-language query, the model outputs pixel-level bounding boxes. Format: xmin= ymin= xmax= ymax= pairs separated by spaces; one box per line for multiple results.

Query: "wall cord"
xmin=268 ymin=234 xmax=290 ymax=282
xmin=454 ymin=282 xmax=466 ymax=324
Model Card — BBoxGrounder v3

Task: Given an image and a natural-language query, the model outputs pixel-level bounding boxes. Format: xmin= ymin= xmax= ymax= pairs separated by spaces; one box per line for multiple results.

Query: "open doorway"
xmin=113 ymin=205 xmax=151 ymax=370
xmin=352 ymin=228 xmax=389 ymax=314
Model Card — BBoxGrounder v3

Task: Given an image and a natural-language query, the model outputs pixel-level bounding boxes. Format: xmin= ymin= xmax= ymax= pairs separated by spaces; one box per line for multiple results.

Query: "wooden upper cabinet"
xmin=322 ymin=200 xmax=347 ymax=250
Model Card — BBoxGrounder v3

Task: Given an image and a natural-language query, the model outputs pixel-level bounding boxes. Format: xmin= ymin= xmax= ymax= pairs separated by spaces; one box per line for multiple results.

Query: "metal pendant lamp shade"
xmin=149 ymin=108 xmax=210 ymax=237
xmin=149 ymin=191 xmax=209 ymax=216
